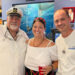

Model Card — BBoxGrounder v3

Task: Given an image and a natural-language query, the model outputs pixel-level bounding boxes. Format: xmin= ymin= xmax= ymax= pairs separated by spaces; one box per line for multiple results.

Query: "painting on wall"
xmin=63 ymin=7 xmax=75 ymax=28
xmin=63 ymin=7 xmax=75 ymax=23
xmin=13 ymin=1 xmax=54 ymax=39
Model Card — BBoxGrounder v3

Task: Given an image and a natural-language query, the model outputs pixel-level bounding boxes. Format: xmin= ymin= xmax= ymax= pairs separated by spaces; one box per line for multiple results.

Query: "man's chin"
xmin=57 ymin=28 xmax=63 ymax=32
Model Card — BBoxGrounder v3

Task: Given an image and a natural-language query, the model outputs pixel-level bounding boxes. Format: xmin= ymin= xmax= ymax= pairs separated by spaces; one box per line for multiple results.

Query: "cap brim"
xmin=8 ymin=13 xmax=21 ymax=18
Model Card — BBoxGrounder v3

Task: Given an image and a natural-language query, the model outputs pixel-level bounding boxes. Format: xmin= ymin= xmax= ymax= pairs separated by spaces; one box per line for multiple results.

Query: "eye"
xmin=61 ymin=18 xmax=65 ymax=21
xmin=55 ymin=20 xmax=59 ymax=24
xmin=9 ymin=16 xmax=20 ymax=20
xmin=16 ymin=17 xmax=20 ymax=20
xmin=33 ymin=25 xmax=37 ymax=28
xmin=39 ymin=26 xmax=43 ymax=29
xmin=9 ymin=16 xmax=13 ymax=19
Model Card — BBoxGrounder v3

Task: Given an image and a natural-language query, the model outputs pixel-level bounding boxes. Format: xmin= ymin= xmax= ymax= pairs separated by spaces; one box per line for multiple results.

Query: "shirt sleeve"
xmin=22 ymin=30 xmax=29 ymax=40
xmin=49 ymin=44 xmax=58 ymax=61
xmin=23 ymin=32 xmax=29 ymax=40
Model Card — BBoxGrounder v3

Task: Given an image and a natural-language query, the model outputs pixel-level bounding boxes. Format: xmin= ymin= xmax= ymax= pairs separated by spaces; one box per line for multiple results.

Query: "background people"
xmin=24 ymin=17 xmax=58 ymax=75
xmin=54 ymin=9 xmax=75 ymax=75
xmin=0 ymin=7 xmax=28 ymax=75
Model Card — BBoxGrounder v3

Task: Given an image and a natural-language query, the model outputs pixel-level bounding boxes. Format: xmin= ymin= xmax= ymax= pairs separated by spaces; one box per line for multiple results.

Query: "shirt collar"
xmin=4 ymin=25 xmax=22 ymax=40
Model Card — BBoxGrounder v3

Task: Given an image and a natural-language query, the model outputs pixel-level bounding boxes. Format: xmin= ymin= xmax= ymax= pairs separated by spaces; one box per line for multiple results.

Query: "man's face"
xmin=54 ymin=10 xmax=71 ymax=33
xmin=7 ymin=15 xmax=21 ymax=32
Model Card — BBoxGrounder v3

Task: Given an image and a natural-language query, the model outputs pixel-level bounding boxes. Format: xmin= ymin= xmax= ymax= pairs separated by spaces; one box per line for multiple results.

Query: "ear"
xmin=68 ymin=17 xmax=71 ymax=23
xmin=7 ymin=17 xmax=8 ymax=20
xmin=44 ymin=28 xmax=46 ymax=31
xmin=43 ymin=28 xmax=46 ymax=34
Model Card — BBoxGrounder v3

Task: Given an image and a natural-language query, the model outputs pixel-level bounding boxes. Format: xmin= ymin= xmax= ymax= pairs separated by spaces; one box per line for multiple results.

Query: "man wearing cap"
xmin=0 ymin=7 xmax=28 ymax=75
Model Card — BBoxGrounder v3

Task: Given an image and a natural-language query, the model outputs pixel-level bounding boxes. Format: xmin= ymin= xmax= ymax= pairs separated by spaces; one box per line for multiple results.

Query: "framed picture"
xmin=63 ymin=7 xmax=75 ymax=23
xmin=12 ymin=1 xmax=54 ymax=39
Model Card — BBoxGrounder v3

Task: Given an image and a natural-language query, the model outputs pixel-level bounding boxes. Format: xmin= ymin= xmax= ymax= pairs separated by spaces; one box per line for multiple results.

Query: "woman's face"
xmin=32 ymin=21 xmax=45 ymax=38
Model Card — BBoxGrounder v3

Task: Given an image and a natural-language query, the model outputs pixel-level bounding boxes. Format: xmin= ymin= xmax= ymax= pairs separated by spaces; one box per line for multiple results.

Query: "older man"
xmin=0 ymin=7 xmax=28 ymax=75
xmin=54 ymin=9 xmax=75 ymax=75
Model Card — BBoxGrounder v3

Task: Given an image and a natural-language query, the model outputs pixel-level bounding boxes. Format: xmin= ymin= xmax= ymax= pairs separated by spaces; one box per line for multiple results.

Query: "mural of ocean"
xmin=14 ymin=2 xmax=54 ymax=39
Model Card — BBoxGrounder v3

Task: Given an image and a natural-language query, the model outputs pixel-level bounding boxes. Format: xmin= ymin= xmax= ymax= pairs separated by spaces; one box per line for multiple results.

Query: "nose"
xmin=13 ymin=19 xmax=16 ymax=22
xmin=12 ymin=17 xmax=18 ymax=22
xmin=36 ymin=27 xmax=39 ymax=31
xmin=58 ymin=20 xmax=62 ymax=26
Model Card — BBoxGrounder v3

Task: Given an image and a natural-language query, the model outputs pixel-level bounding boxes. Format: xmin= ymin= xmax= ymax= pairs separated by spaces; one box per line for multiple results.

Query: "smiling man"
xmin=0 ymin=7 xmax=28 ymax=75
xmin=54 ymin=9 xmax=75 ymax=75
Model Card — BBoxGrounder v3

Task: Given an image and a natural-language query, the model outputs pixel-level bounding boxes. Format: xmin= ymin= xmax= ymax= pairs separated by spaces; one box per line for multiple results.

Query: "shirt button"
xmin=62 ymin=50 xmax=65 ymax=54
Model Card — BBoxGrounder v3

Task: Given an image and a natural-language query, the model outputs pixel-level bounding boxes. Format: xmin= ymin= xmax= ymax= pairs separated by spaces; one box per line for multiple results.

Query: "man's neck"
xmin=62 ymin=28 xmax=73 ymax=38
xmin=8 ymin=29 xmax=18 ymax=40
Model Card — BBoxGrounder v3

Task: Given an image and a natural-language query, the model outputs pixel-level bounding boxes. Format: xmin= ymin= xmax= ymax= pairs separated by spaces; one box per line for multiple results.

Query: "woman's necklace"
xmin=33 ymin=37 xmax=44 ymax=47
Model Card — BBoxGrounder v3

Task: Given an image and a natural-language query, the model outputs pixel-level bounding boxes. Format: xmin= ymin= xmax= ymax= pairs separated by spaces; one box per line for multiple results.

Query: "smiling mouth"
xmin=11 ymin=23 xmax=17 ymax=26
xmin=10 ymin=24 xmax=18 ymax=30
xmin=36 ymin=32 xmax=40 ymax=34
xmin=58 ymin=25 xmax=65 ymax=28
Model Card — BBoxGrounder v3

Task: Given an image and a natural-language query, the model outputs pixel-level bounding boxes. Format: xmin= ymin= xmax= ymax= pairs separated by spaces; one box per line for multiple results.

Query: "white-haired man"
xmin=0 ymin=7 xmax=28 ymax=75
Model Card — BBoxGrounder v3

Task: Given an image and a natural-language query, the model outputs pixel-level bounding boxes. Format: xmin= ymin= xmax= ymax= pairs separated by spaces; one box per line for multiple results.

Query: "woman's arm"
xmin=51 ymin=61 xmax=58 ymax=71
xmin=40 ymin=61 xmax=58 ymax=75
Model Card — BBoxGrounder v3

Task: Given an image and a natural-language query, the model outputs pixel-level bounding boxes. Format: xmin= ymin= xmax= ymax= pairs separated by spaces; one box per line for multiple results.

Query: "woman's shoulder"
xmin=25 ymin=38 xmax=34 ymax=44
xmin=45 ymin=39 xmax=55 ymax=47
xmin=28 ymin=38 xmax=34 ymax=45
xmin=29 ymin=38 xmax=34 ymax=42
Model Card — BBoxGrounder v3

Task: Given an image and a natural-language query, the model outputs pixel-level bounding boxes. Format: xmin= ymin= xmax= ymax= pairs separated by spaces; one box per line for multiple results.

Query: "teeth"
xmin=36 ymin=32 xmax=39 ymax=34
xmin=11 ymin=23 xmax=17 ymax=26
xmin=10 ymin=24 xmax=18 ymax=30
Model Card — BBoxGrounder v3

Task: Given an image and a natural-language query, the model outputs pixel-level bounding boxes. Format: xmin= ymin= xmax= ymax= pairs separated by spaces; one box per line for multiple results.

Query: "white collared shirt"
xmin=56 ymin=30 xmax=75 ymax=75
xmin=0 ymin=25 xmax=28 ymax=75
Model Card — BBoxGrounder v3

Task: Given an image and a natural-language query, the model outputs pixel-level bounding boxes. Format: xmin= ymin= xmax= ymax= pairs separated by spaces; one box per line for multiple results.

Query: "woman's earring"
xmin=44 ymin=31 xmax=46 ymax=35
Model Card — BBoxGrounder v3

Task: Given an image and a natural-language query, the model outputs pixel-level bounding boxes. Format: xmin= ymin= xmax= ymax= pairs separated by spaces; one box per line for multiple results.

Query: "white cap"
xmin=6 ymin=7 xmax=23 ymax=17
